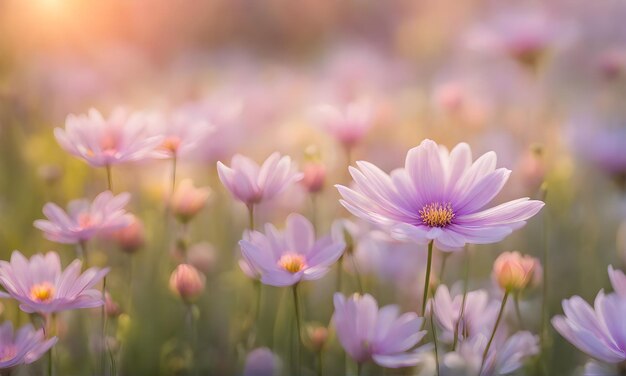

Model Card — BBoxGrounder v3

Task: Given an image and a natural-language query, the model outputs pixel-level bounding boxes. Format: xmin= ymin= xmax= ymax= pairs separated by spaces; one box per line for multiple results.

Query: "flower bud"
xmin=301 ymin=162 xmax=326 ymax=193
xmin=110 ymin=215 xmax=145 ymax=254
xmin=244 ymin=347 xmax=281 ymax=376
xmin=493 ymin=251 xmax=540 ymax=291
xmin=105 ymin=292 xmax=122 ymax=318
xmin=170 ymin=179 xmax=211 ymax=223
xmin=169 ymin=264 xmax=205 ymax=303
xmin=187 ymin=242 xmax=217 ymax=275
xmin=305 ymin=324 xmax=329 ymax=352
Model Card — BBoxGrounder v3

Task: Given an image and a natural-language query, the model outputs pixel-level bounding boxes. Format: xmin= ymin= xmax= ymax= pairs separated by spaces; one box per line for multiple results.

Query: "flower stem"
xmin=357 ymin=361 xmax=362 ymax=376
xmin=540 ymin=186 xmax=550 ymax=375
xmin=421 ymin=241 xmax=434 ymax=317
xmin=438 ymin=252 xmax=449 ymax=282
xmin=480 ymin=290 xmax=509 ymax=373
xmin=317 ymin=351 xmax=323 ymax=376
xmin=452 ymin=248 xmax=470 ymax=350
xmin=514 ymin=294 xmax=525 ymax=329
xmin=336 ymin=256 xmax=344 ymax=293
xmin=247 ymin=203 xmax=255 ymax=231
xmin=171 ymin=155 xmax=177 ymax=193
xmin=186 ymin=303 xmax=198 ymax=376
xmin=105 ymin=164 xmax=113 ymax=192
xmin=429 ymin=302 xmax=440 ymax=376
xmin=292 ymin=284 xmax=302 ymax=376
xmin=101 ymin=276 xmax=108 ymax=376
xmin=350 ymin=255 xmax=364 ymax=294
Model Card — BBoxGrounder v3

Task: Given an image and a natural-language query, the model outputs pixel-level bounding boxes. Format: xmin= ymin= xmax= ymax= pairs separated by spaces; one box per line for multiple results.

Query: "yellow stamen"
xmin=419 ymin=202 xmax=455 ymax=228
xmin=29 ymin=282 xmax=55 ymax=302
xmin=277 ymin=253 xmax=307 ymax=273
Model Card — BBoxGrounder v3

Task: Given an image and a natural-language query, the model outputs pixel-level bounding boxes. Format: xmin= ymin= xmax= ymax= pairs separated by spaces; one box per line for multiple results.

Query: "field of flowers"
xmin=1 ymin=0 xmax=626 ymax=375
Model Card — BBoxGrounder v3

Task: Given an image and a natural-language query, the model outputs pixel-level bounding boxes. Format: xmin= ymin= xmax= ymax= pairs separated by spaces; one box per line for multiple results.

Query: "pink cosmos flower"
xmin=54 ymin=108 xmax=163 ymax=168
xmin=238 ymin=214 xmax=345 ymax=286
xmin=0 ymin=251 xmax=108 ymax=314
xmin=336 ymin=139 xmax=545 ymax=251
xmin=217 ymin=153 xmax=303 ymax=206
xmin=0 ymin=322 xmax=57 ymax=369
xmin=34 ymin=191 xmax=133 ymax=244
xmin=332 ymin=293 xmax=429 ymax=368
xmin=313 ymin=100 xmax=375 ymax=149
xmin=147 ymin=111 xmax=213 ymax=159
xmin=552 ymin=266 xmax=626 ymax=366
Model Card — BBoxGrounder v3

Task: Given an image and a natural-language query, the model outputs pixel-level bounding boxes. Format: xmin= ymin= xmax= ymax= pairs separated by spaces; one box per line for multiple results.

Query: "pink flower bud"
xmin=110 ymin=215 xmax=145 ymax=254
xmin=187 ymin=242 xmax=217 ymax=274
xmin=493 ymin=251 xmax=540 ymax=291
xmin=305 ymin=325 xmax=329 ymax=352
xmin=170 ymin=179 xmax=211 ymax=223
xmin=169 ymin=264 xmax=205 ymax=302
xmin=105 ymin=292 xmax=122 ymax=318
xmin=301 ymin=162 xmax=326 ymax=193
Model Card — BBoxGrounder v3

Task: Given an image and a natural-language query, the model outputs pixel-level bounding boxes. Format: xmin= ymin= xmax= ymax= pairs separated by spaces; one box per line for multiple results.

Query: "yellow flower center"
xmin=161 ymin=136 xmax=182 ymax=154
xmin=277 ymin=253 xmax=307 ymax=273
xmin=29 ymin=282 xmax=55 ymax=302
xmin=419 ymin=202 xmax=455 ymax=228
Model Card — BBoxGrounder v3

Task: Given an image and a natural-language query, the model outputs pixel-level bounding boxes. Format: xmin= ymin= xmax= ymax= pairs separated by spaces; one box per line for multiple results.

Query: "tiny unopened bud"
xmin=301 ymin=162 xmax=326 ymax=193
xmin=169 ymin=264 xmax=205 ymax=303
xmin=305 ymin=324 xmax=329 ymax=352
xmin=170 ymin=179 xmax=211 ymax=223
xmin=187 ymin=242 xmax=217 ymax=274
xmin=244 ymin=347 xmax=281 ymax=376
xmin=38 ymin=164 xmax=63 ymax=185
xmin=493 ymin=251 xmax=540 ymax=291
xmin=105 ymin=292 xmax=122 ymax=318
xmin=110 ymin=215 xmax=145 ymax=254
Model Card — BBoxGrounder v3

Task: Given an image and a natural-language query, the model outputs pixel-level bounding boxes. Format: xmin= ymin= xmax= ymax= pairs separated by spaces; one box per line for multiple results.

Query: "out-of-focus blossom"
xmin=493 ymin=251 xmax=541 ymax=291
xmin=432 ymin=285 xmax=499 ymax=343
xmin=186 ymin=242 xmax=217 ymax=275
xmin=239 ymin=214 xmax=344 ymax=286
xmin=217 ymin=153 xmax=303 ymax=206
xmin=147 ymin=111 xmax=213 ymax=159
xmin=109 ymin=214 xmax=145 ymax=254
xmin=37 ymin=164 xmax=63 ymax=185
xmin=169 ymin=264 xmax=205 ymax=303
xmin=442 ymin=331 xmax=539 ymax=376
xmin=243 ymin=347 xmax=281 ymax=376
xmin=332 ymin=293 xmax=429 ymax=368
xmin=0 ymin=322 xmax=57 ymax=369
xmin=313 ymin=100 xmax=375 ymax=149
xmin=337 ymin=139 xmax=545 ymax=251
xmin=301 ymin=146 xmax=327 ymax=194
xmin=105 ymin=292 xmax=122 ymax=318
xmin=34 ymin=191 xmax=133 ymax=245
xmin=597 ymin=48 xmax=626 ymax=80
xmin=517 ymin=145 xmax=547 ymax=192
xmin=432 ymin=81 xmax=492 ymax=128
xmin=170 ymin=179 xmax=211 ymax=223
xmin=0 ymin=251 xmax=108 ymax=314
xmin=552 ymin=266 xmax=626 ymax=366
xmin=54 ymin=108 xmax=163 ymax=168
xmin=305 ymin=324 xmax=329 ymax=352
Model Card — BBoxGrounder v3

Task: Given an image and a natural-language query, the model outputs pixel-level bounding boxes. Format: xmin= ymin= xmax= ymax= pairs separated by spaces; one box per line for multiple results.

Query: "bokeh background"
xmin=1 ymin=0 xmax=626 ymax=375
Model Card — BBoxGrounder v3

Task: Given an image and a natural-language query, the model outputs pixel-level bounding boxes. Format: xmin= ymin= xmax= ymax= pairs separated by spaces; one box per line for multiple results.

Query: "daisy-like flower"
xmin=34 ymin=191 xmax=133 ymax=244
xmin=54 ymin=108 xmax=163 ymax=168
xmin=552 ymin=266 xmax=626 ymax=367
xmin=332 ymin=293 xmax=429 ymax=368
xmin=0 ymin=251 xmax=109 ymax=314
xmin=0 ymin=322 xmax=57 ymax=369
xmin=238 ymin=214 xmax=345 ymax=287
xmin=336 ymin=139 xmax=545 ymax=251
xmin=313 ymin=100 xmax=375 ymax=149
xmin=147 ymin=111 xmax=214 ymax=160
xmin=217 ymin=152 xmax=303 ymax=207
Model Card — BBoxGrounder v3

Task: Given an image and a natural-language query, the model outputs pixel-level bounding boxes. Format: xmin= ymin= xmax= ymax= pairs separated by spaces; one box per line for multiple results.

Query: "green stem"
xmin=357 ymin=361 xmax=362 ymax=376
xmin=350 ymin=255 xmax=364 ymax=294
xmin=421 ymin=241 xmax=434 ymax=317
xmin=101 ymin=276 xmax=108 ymax=376
xmin=311 ymin=194 xmax=318 ymax=235
xmin=247 ymin=203 xmax=255 ymax=231
xmin=438 ymin=252 xmax=449 ymax=282
xmin=171 ymin=155 xmax=177 ymax=193
xmin=186 ymin=304 xmax=198 ymax=376
xmin=292 ymin=284 xmax=302 ymax=376
xmin=429 ymin=303 xmax=440 ymax=376
xmin=77 ymin=240 xmax=89 ymax=267
xmin=452 ymin=248 xmax=470 ymax=350
xmin=514 ymin=294 xmax=525 ymax=329
xmin=540 ymin=186 xmax=550 ymax=375
xmin=336 ymin=256 xmax=344 ymax=293
xmin=480 ymin=291 xmax=509 ymax=373
xmin=105 ymin=164 xmax=112 ymax=192
xmin=317 ymin=351 xmax=323 ymax=376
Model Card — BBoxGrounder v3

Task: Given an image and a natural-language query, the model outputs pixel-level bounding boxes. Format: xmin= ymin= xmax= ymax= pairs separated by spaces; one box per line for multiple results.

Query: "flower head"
xmin=332 ymin=293 xmax=429 ymax=368
xmin=239 ymin=214 xmax=345 ymax=286
xmin=0 ymin=251 xmax=108 ymax=314
xmin=0 ymin=322 xmax=57 ymax=369
xmin=109 ymin=214 xmax=145 ymax=254
xmin=147 ymin=111 xmax=214 ymax=159
xmin=34 ymin=191 xmax=133 ymax=244
xmin=217 ymin=152 xmax=303 ymax=206
xmin=243 ymin=347 xmax=281 ymax=376
xmin=54 ymin=108 xmax=163 ymax=167
xmin=169 ymin=264 xmax=205 ymax=303
xmin=170 ymin=179 xmax=211 ymax=223
xmin=336 ymin=139 xmax=544 ymax=251
xmin=313 ymin=100 xmax=375 ymax=148
xmin=492 ymin=251 xmax=541 ymax=291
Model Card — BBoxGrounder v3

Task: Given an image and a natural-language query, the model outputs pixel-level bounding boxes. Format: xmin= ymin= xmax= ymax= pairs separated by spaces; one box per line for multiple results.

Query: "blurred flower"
xmin=170 ymin=179 xmax=211 ymax=223
xmin=105 ymin=292 xmax=122 ymax=318
xmin=239 ymin=213 xmax=344 ymax=286
xmin=37 ymin=164 xmax=63 ymax=186
xmin=313 ymin=100 xmax=375 ymax=149
xmin=34 ymin=191 xmax=133 ymax=244
xmin=186 ymin=242 xmax=217 ymax=275
xmin=0 ymin=251 xmax=108 ymax=314
xmin=431 ymin=81 xmax=491 ymax=128
xmin=493 ymin=251 xmax=541 ymax=291
xmin=332 ymin=293 xmax=428 ymax=368
xmin=305 ymin=324 xmax=329 ymax=352
xmin=109 ymin=214 xmax=145 ymax=254
xmin=301 ymin=146 xmax=327 ymax=194
xmin=243 ymin=347 xmax=281 ymax=376
xmin=54 ymin=108 xmax=163 ymax=168
xmin=337 ymin=139 xmax=545 ymax=251
xmin=217 ymin=153 xmax=303 ymax=206
xmin=517 ymin=145 xmax=547 ymax=192
xmin=432 ymin=285 xmax=499 ymax=343
xmin=442 ymin=331 xmax=539 ymax=376
xmin=147 ymin=111 xmax=214 ymax=159
xmin=608 ymin=265 xmax=626 ymax=298
xmin=597 ymin=47 xmax=626 ymax=80
xmin=0 ymin=322 xmax=57 ymax=369
xmin=169 ymin=264 xmax=205 ymax=303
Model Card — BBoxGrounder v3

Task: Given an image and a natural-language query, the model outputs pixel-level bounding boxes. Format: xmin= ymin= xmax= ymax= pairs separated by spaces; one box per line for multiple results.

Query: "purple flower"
xmin=0 ymin=322 xmax=57 ymax=369
xmin=336 ymin=139 xmax=545 ymax=251
xmin=332 ymin=293 xmax=429 ymax=368
xmin=217 ymin=153 xmax=303 ymax=206
xmin=0 ymin=251 xmax=109 ymax=314
xmin=34 ymin=191 xmax=133 ymax=244
xmin=313 ymin=100 xmax=375 ymax=148
xmin=432 ymin=285 xmax=499 ymax=343
xmin=243 ymin=347 xmax=281 ymax=376
xmin=147 ymin=110 xmax=214 ymax=159
xmin=239 ymin=214 xmax=344 ymax=286
xmin=54 ymin=108 xmax=163 ymax=168
xmin=552 ymin=266 xmax=626 ymax=366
